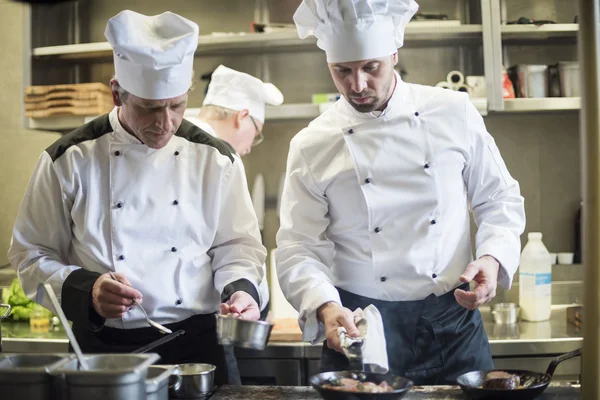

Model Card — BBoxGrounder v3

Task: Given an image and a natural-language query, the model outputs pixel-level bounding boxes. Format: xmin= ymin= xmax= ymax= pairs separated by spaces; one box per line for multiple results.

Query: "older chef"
xmin=275 ymin=0 xmax=526 ymax=386
xmin=8 ymin=10 xmax=266 ymax=384
xmin=187 ymin=65 xmax=284 ymax=384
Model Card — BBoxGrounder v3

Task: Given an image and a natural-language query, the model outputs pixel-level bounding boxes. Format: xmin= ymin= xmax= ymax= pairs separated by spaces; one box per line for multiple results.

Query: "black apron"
xmin=72 ymin=313 xmax=229 ymax=385
xmin=319 ymin=283 xmax=494 ymax=386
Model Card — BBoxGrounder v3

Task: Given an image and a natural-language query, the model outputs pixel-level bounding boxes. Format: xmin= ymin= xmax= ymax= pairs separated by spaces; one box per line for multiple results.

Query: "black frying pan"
xmin=310 ymin=371 xmax=413 ymax=400
xmin=457 ymin=348 xmax=581 ymax=400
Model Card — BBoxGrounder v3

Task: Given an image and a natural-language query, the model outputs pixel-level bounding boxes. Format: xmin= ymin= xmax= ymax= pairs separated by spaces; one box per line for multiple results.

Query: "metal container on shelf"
xmin=52 ymin=353 xmax=160 ymax=400
xmin=0 ymin=353 xmax=72 ymax=400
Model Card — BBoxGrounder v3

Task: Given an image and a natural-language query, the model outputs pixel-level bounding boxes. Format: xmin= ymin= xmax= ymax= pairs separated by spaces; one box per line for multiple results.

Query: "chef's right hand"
xmin=92 ymin=272 xmax=143 ymax=319
xmin=317 ymin=301 xmax=360 ymax=353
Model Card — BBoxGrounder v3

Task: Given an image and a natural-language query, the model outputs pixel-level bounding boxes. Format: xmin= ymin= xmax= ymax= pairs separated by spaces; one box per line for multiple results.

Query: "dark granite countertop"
xmin=209 ymin=383 xmax=581 ymax=400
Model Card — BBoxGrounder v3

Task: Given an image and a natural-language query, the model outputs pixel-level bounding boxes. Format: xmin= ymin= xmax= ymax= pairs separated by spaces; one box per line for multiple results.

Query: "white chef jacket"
xmin=186 ymin=116 xmax=270 ymax=312
xmin=275 ymin=74 xmax=526 ymax=344
xmin=8 ymin=107 xmax=266 ymax=329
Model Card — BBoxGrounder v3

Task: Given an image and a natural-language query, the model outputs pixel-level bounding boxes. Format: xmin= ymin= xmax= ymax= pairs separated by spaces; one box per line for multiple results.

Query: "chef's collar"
xmin=340 ymin=71 xmax=404 ymax=120
xmin=109 ymin=107 xmax=143 ymax=145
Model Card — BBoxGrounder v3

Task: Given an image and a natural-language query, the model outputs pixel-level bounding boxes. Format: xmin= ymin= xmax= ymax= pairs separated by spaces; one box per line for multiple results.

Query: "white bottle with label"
xmin=519 ymin=232 xmax=552 ymax=321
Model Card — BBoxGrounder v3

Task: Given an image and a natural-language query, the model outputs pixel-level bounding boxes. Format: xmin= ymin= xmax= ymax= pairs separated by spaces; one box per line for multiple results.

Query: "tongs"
xmin=338 ymin=317 xmax=367 ymax=371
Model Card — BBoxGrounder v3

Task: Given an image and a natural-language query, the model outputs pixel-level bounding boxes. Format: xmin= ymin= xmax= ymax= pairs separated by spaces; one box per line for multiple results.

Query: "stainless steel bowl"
xmin=215 ymin=314 xmax=273 ymax=350
xmin=491 ymin=302 xmax=519 ymax=325
xmin=169 ymin=363 xmax=215 ymax=399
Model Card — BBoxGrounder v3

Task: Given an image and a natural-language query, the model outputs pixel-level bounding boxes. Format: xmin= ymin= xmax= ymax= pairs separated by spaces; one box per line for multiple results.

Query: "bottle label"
xmin=520 ymin=272 xmax=551 ymax=298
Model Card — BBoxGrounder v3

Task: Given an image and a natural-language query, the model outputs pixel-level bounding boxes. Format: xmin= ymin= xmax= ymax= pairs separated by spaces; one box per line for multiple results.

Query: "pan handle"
xmin=131 ymin=330 xmax=185 ymax=354
xmin=545 ymin=348 xmax=582 ymax=377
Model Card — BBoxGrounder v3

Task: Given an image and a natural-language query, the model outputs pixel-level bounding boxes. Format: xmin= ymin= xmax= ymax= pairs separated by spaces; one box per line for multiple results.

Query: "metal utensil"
xmin=215 ymin=314 xmax=273 ymax=350
xmin=43 ymin=283 xmax=89 ymax=371
xmin=108 ymin=272 xmax=172 ymax=335
xmin=338 ymin=325 xmax=365 ymax=372
xmin=131 ymin=329 xmax=185 ymax=354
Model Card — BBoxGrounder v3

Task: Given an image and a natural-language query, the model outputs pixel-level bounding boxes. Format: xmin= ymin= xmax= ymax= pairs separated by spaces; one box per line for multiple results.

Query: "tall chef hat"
xmin=105 ymin=10 xmax=199 ymax=99
xmin=202 ymin=65 xmax=284 ymax=124
xmin=294 ymin=0 xmax=419 ymax=63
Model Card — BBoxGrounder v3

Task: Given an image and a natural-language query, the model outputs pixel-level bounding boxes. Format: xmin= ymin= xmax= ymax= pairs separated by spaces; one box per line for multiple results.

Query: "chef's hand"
xmin=92 ymin=272 xmax=143 ymax=319
xmin=317 ymin=301 xmax=360 ymax=353
xmin=220 ymin=291 xmax=260 ymax=321
xmin=454 ymin=255 xmax=500 ymax=310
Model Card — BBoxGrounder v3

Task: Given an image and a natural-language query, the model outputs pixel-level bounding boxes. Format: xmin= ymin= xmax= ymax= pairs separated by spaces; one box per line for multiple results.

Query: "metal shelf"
xmin=32 ymin=25 xmax=483 ymax=61
xmin=501 ymin=23 xmax=578 ymax=40
xmin=27 ymin=99 xmax=489 ymax=131
xmin=501 ymin=98 xmax=580 ymax=112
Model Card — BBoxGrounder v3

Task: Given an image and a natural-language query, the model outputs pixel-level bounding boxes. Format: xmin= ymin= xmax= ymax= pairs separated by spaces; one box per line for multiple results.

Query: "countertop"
xmin=209 ymin=383 xmax=581 ymax=399
xmin=0 ymin=307 xmax=582 ymax=356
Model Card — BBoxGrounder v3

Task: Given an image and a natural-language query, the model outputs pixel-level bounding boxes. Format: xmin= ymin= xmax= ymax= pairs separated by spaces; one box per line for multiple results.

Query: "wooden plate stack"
xmin=24 ymin=83 xmax=114 ymax=118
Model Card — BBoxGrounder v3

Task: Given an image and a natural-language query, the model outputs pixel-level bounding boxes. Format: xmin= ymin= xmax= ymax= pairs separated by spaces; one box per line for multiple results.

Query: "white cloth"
xmin=8 ymin=108 xmax=266 ymax=329
xmin=338 ymin=305 xmax=388 ymax=373
xmin=203 ymin=65 xmax=284 ymax=123
xmin=186 ymin=117 xmax=271 ymax=312
xmin=275 ymin=74 xmax=526 ymax=344
xmin=105 ymin=10 xmax=199 ymax=99
xmin=293 ymin=0 xmax=419 ymax=63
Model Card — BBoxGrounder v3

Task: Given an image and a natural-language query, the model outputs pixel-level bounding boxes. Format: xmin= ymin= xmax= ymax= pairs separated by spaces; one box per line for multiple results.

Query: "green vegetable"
xmin=1 ymin=278 xmax=54 ymax=321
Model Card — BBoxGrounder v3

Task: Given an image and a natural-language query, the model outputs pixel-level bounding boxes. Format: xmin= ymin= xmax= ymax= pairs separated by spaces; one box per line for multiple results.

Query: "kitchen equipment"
xmin=558 ymin=252 xmax=575 ymax=265
xmin=24 ymin=83 xmax=113 ymax=118
xmin=310 ymin=371 xmax=413 ymax=400
xmin=491 ymin=303 xmax=519 ymax=325
xmin=510 ymin=65 xmax=549 ymax=98
xmin=215 ymin=314 xmax=273 ymax=350
xmin=0 ymin=303 xmax=11 ymax=352
xmin=52 ymin=353 xmax=160 ymax=400
xmin=131 ymin=329 xmax=186 ymax=354
xmin=43 ymin=283 xmax=90 ymax=371
xmin=457 ymin=348 xmax=581 ymax=400
xmin=108 ymin=271 xmax=172 ymax=334
xmin=169 ymin=363 xmax=215 ymax=399
xmin=558 ymin=61 xmax=580 ymax=97
xmin=0 ymin=353 xmax=71 ymax=400
xmin=146 ymin=365 xmax=177 ymax=400
xmin=447 ymin=70 xmax=465 ymax=86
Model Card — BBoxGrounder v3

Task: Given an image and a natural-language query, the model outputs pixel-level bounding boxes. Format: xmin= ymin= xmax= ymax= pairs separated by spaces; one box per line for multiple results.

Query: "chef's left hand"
xmin=220 ymin=291 xmax=260 ymax=321
xmin=454 ymin=255 xmax=500 ymax=310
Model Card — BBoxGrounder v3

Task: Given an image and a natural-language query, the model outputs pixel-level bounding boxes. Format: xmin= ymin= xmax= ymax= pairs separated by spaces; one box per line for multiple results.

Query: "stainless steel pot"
xmin=169 ymin=363 xmax=215 ymax=399
xmin=215 ymin=314 xmax=273 ymax=350
xmin=0 ymin=353 xmax=71 ymax=400
xmin=146 ymin=365 xmax=175 ymax=400
xmin=52 ymin=353 xmax=160 ymax=400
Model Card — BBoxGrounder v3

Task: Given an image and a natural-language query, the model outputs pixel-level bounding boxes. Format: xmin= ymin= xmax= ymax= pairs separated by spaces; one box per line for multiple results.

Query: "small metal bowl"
xmin=491 ymin=302 xmax=520 ymax=325
xmin=169 ymin=363 xmax=216 ymax=399
xmin=215 ymin=314 xmax=274 ymax=350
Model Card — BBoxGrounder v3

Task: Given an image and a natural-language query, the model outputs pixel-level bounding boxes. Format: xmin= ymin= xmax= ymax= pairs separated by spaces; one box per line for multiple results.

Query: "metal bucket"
xmin=0 ymin=353 xmax=71 ymax=400
xmin=52 ymin=353 xmax=160 ymax=400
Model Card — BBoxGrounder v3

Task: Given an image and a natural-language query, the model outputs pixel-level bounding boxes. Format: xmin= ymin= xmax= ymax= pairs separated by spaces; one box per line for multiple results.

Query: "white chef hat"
xmin=105 ymin=10 xmax=199 ymax=100
xmin=294 ymin=0 xmax=419 ymax=63
xmin=202 ymin=65 xmax=284 ymax=124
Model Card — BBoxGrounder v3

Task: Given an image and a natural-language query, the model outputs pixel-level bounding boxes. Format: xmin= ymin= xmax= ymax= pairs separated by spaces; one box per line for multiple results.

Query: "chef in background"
xmin=8 ymin=10 xmax=266 ymax=385
xmin=275 ymin=0 xmax=526 ymax=385
xmin=187 ymin=64 xmax=284 ymax=384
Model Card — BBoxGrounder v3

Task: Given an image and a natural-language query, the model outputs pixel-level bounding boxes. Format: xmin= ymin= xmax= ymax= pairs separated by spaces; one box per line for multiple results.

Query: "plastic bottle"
xmin=519 ymin=232 xmax=552 ymax=321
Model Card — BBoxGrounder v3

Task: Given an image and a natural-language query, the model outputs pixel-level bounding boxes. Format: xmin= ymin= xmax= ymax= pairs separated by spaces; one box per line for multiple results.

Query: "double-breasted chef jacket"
xmin=275 ymin=74 xmax=526 ymax=344
xmin=9 ymin=107 xmax=267 ymax=331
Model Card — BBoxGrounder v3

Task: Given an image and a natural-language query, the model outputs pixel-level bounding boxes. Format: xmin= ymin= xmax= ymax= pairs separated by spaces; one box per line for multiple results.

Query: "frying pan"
xmin=310 ymin=371 xmax=413 ymax=400
xmin=457 ymin=348 xmax=581 ymax=400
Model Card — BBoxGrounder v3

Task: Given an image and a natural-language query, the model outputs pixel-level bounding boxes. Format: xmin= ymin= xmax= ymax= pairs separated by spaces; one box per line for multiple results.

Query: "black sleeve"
xmin=61 ymin=269 xmax=105 ymax=331
xmin=221 ymin=278 xmax=260 ymax=307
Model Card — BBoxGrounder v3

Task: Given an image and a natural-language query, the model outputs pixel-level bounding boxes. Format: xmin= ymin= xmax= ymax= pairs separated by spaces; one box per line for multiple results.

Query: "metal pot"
xmin=146 ymin=365 xmax=176 ymax=400
xmin=0 ymin=353 xmax=70 ymax=400
xmin=215 ymin=314 xmax=273 ymax=350
xmin=168 ymin=363 xmax=215 ymax=399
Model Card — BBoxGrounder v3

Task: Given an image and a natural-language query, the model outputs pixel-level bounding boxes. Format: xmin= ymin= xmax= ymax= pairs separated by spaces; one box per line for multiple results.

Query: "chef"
xmin=275 ymin=0 xmax=526 ymax=386
xmin=187 ymin=64 xmax=284 ymax=384
xmin=8 ymin=10 xmax=266 ymax=385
